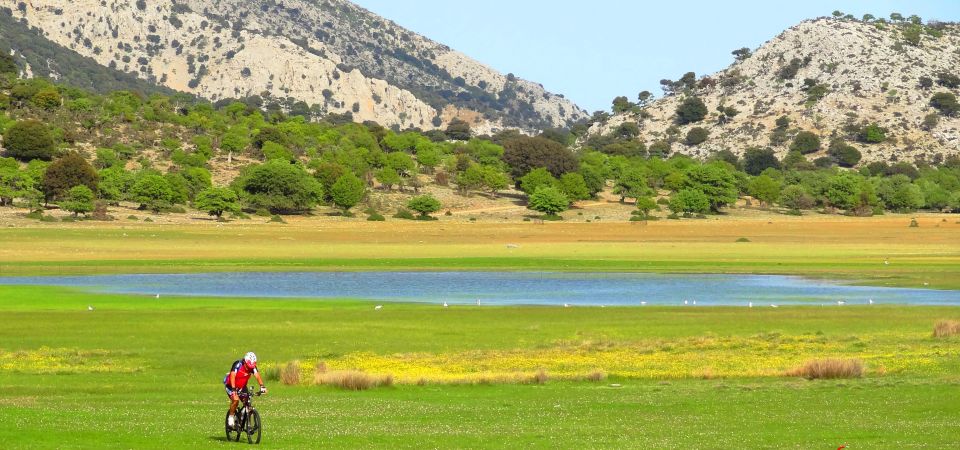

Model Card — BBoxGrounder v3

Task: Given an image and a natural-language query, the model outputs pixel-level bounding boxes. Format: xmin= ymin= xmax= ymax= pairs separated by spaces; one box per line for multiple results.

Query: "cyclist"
xmin=224 ymin=352 xmax=267 ymax=428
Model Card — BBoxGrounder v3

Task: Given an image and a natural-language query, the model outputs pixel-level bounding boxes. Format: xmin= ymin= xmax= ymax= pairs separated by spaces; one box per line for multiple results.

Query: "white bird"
xmin=869 ymin=299 xmax=875 ymax=305
xmin=564 ymin=303 xmax=571 ymax=308
xmin=87 ymin=305 xmax=94 ymax=311
xmin=476 ymin=298 xmax=481 ymax=306
xmin=640 ymin=301 xmax=647 ymax=306
xmin=443 ymin=302 xmax=449 ymax=308
xmin=155 ymin=294 xmax=160 ymax=299
xmin=374 ymin=305 xmax=383 ymax=310
xmin=749 ymin=302 xmax=753 ymax=308
xmin=837 ymin=300 xmax=846 ymax=306
xmin=924 ymin=282 xmax=930 ymax=286
xmin=692 ymin=300 xmax=697 ymax=306
xmin=884 ymin=260 xmax=890 ymax=266
xmin=770 ymin=304 xmax=779 ymax=308
xmin=684 ymin=300 xmax=689 ymax=305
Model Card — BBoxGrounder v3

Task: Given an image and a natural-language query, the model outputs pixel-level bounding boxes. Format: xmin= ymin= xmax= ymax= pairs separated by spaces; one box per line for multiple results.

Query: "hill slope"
xmin=2 ymin=0 xmax=585 ymax=132
xmin=590 ymin=17 xmax=960 ymax=164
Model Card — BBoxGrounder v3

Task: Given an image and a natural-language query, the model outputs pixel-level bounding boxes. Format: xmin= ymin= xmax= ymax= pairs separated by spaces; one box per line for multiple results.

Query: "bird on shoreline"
xmin=443 ymin=302 xmax=448 ymax=308
xmin=375 ymin=305 xmax=383 ymax=310
xmin=87 ymin=305 xmax=94 ymax=311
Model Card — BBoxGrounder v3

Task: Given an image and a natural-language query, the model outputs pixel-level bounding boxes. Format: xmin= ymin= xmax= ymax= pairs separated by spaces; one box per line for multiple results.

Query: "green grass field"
xmin=2 ymin=216 xmax=960 ymax=447
xmin=2 ymin=285 xmax=959 ymax=448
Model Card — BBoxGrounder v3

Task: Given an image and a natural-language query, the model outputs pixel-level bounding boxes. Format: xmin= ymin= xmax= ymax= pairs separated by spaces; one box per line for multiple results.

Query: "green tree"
xmin=502 ymin=136 xmax=579 ymax=179
xmin=779 ymin=185 xmax=815 ymax=211
xmin=480 ymin=165 xmax=509 ymax=197
xmin=612 ymin=96 xmax=635 ymax=113
xmin=235 ymin=160 xmax=323 ymax=214
xmin=97 ymin=166 xmax=134 ymax=203
xmin=376 ymin=167 xmax=402 ymax=191
xmin=613 ymin=166 xmax=649 ymax=203
xmin=194 ymin=187 xmax=240 ymax=219
xmin=527 ymin=186 xmax=569 ymax=217
xmin=742 ymin=147 xmax=781 ymax=175
xmin=790 ymin=131 xmax=821 ymax=154
xmin=130 ymin=173 xmax=174 ymax=212
xmin=455 ymin=164 xmax=485 ymax=195
xmin=31 ymin=89 xmax=62 ymax=110
xmin=330 ymin=172 xmax=366 ymax=213
xmin=41 ymin=152 xmax=98 ymax=201
xmin=445 ymin=119 xmax=471 ymax=141
xmin=2 ymin=120 xmax=56 ymax=161
xmin=634 ymin=195 xmax=658 ymax=219
xmin=683 ymin=164 xmax=738 ymax=212
xmin=676 ymin=97 xmax=708 ymax=124
xmin=824 ymin=172 xmax=864 ymax=210
xmin=748 ymin=175 xmax=780 ymax=207
xmin=519 ymin=168 xmax=558 ymax=195
xmin=61 ymin=185 xmax=95 ymax=216
xmin=559 ymin=172 xmax=591 ymax=201
xmin=262 ymin=141 xmax=294 ymax=161
xmin=407 ymin=194 xmax=442 ymax=218
xmin=877 ymin=175 xmax=924 ymax=211
xmin=669 ymin=189 xmax=710 ymax=215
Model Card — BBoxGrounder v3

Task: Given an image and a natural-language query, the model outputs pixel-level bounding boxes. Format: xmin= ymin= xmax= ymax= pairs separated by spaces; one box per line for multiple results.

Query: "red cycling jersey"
xmin=226 ymin=360 xmax=258 ymax=389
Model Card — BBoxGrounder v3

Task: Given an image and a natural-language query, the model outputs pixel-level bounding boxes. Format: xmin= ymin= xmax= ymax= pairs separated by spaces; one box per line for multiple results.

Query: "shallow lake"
xmin=3 ymin=272 xmax=960 ymax=306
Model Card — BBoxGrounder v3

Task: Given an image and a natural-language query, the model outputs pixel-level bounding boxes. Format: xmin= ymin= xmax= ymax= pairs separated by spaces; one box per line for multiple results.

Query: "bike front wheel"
xmin=245 ymin=409 xmax=261 ymax=444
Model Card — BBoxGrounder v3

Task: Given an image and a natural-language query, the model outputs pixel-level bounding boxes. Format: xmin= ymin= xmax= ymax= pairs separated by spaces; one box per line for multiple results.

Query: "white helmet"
xmin=243 ymin=352 xmax=258 ymax=368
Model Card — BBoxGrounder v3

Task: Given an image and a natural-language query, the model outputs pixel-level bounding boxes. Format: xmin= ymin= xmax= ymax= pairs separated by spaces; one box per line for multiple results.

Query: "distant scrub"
xmin=786 ymin=358 xmax=864 ymax=379
xmin=933 ymin=320 xmax=960 ymax=338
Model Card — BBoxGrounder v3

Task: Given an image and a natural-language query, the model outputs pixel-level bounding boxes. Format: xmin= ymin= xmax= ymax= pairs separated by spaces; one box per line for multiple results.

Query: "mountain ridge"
xmin=588 ymin=16 xmax=960 ymax=165
xmin=2 ymin=0 xmax=585 ymax=133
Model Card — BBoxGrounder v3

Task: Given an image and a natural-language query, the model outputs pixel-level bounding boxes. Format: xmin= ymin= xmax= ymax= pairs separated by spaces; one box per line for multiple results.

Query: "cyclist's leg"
xmin=226 ymin=385 xmax=240 ymax=416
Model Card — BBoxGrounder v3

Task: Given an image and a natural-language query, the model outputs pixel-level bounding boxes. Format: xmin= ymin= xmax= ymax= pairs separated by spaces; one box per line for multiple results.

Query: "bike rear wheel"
xmin=225 ymin=411 xmax=241 ymax=442
xmin=245 ymin=409 xmax=261 ymax=444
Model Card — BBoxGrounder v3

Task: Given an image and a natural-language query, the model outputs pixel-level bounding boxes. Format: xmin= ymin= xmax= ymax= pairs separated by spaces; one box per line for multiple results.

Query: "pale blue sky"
xmin=352 ymin=0 xmax=960 ymax=112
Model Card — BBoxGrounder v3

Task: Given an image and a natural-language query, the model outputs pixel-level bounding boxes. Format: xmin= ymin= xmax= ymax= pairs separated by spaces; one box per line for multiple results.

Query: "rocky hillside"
xmin=1 ymin=0 xmax=585 ymax=133
xmin=590 ymin=16 xmax=960 ymax=165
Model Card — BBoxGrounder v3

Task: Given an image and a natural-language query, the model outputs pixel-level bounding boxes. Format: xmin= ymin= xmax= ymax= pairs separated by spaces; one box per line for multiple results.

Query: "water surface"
xmin=2 ymin=272 xmax=958 ymax=306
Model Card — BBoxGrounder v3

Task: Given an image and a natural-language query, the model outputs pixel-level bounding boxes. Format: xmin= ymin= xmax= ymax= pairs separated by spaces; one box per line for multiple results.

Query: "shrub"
xmin=584 ymin=369 xmax=607 ymax=382
xmin=790 ymin=131 xmax=821 ymax=154
xmin=685 ymin=127 xmax=709 ymax=145
xmin=367 ymin=212 xmax=386 ymax=221
xmin=127 ymin=215 xmax=139 ymax=221
xmin=269 ymin=214 xmax=286 ymax=223
xmin=676 ymin=97 xmax=708 ymax=124
xmin=315 ymin=370 xmax=393 ymax=391
xmin=393 ymin=209 xmax=415 ymax=220
xmin=280 ymin=361 xmax=301 ymax=386
xmin=930 ymin=92 xmax=960 ymax=116
xmin=736 ymin=237 xmax=751 ymax=243
xmin=786 ymin=358 xmax=864 ymax=379
xmin=933 ymin=320 xmax=960 ymax=338
xmin=529 ymin=369 xmax=549 ymax=385
xmin=39 ymin=214 xmax=58 ymax=222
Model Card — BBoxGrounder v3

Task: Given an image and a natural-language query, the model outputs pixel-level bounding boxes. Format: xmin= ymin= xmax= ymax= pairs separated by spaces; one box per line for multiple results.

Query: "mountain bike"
xmin=225 ymin=388 xmax=262 ymax=444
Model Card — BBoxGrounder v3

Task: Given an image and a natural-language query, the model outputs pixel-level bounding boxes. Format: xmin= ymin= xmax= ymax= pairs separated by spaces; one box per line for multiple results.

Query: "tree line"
xmin=2 ymin=70 xmax=959 ymax=223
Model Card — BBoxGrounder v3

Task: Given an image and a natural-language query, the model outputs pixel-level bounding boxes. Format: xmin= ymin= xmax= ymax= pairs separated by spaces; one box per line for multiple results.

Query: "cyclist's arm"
xmin=229 ymin=371 xmax=238 ymax=388
xmin=255 ymin=371 xmax=265 ymax=387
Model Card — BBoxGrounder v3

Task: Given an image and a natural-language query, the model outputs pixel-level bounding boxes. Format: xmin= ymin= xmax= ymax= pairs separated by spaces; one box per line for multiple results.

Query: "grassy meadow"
xmin=2 ymin=215 xmax=960 ymax=448
xmin=1 ymin=286 xmax=959 ymax=448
